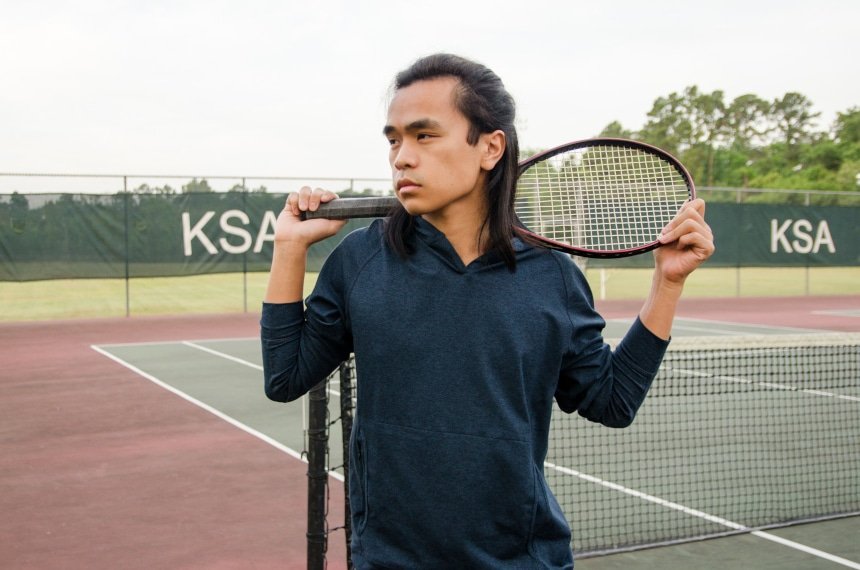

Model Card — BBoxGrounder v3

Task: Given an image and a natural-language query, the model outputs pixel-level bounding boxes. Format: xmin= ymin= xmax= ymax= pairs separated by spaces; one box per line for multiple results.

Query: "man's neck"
xmin=422 ymin=202 xmax=488 ymax=267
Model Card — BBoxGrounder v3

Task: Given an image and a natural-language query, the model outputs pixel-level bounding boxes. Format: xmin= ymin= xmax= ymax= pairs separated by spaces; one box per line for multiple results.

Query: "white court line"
xmin=674 ymin=368 xmax=860 ymax=402
xmin=671 ymin=316 xmax=828 ymax=334
xmin=182 ymin=340 xmax=263 ymax=371
xmin=96 ymin=336 xmax=258 ymax=349
xmin=803 ymin=389 xmax=860 ymax=402
xmin=89 ymin=344 xmax=345 ymax=482
xmin=607 ymin=316 xmax=829 ymax=336
xmin=812 ymin=309 xmax=860 ymax=318
xmin=180 ymin=341 xmax=348 ymax=450
xmin=605 ymin=317 xmax=824 ymax=335
xmin=750 ymin=531 xmax=860 ymax=569
xmin=174 ymin=341 xmax=347 ymax=398
xmin=545 ymin=461 xmax=860 ymax=568
xmin=670 ymin=323 xmax=751 ymax=336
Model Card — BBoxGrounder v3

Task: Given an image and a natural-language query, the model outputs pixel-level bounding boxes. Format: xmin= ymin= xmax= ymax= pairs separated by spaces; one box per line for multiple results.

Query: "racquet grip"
xmin=300 ymin=197 xmax=398 ymax=220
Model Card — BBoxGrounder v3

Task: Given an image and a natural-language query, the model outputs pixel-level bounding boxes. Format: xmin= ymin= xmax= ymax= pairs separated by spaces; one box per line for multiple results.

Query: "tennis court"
xmin=2 ymin=295 xmax=858 ymax=569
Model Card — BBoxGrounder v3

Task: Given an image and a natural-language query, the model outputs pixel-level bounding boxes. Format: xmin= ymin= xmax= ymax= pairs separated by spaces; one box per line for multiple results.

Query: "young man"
xmin=262 ymin=54 xmax=714 ymax=568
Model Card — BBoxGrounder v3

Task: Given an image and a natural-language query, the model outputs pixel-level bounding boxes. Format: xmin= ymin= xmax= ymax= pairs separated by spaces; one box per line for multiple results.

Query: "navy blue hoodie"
xmin=262 ymin=218 xmax=668 ymax=568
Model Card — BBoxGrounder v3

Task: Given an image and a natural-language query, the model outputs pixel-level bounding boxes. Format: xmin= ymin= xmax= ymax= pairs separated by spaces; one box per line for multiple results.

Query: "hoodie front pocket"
xmin=348 ymin=429 xmax=369 ymax=535
xmin=359 ymin=420 xmax=535 ymax=565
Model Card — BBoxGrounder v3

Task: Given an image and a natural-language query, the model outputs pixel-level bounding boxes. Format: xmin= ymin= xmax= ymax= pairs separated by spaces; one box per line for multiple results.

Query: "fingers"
xmin=657 ymin=198 xmax=715 ymax=261
xmin=658 ymin=199 xmax=710 ymax=245
xmin=652 ymin=199 xmax=715 ymax=283
xmin=276 ymin=187 xmax=347 ymax=247
xmin=285 ymin=186 xmax=339 ymax=217
xmin=674 ymin=227 xmax=716 ymax=260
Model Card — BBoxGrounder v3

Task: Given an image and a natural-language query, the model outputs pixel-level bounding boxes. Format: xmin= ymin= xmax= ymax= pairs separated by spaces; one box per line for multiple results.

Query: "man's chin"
xmin=397 ymin=197 xmax=430 ymax=217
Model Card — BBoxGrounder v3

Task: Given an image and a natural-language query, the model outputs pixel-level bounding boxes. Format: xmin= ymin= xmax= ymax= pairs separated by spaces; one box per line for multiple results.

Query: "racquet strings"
xmin=515 ymin=145 xmax=691 ymax=252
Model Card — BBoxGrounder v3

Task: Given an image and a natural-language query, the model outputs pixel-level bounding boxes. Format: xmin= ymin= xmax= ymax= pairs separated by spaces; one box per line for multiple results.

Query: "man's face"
xmin=384 ymin=77 xmax=490 ymax=221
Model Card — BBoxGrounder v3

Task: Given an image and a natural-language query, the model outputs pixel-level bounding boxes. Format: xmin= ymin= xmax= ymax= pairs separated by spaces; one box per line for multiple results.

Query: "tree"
xmin=133 ymin=183 xmax=176 ymax=195
xmin=836 ymin=159 xmax=860 ymax=190
xmin=638 ymin=86 xmax=729 ymax=185
xmin=687 ymin=88 xmax=727 ymax=186
xmin=628 ymin=87 xmax=860 ymax=194
xmin=724 ymin=94 xmax=771 ymax=150
xmin=182 ymin=178 xmax=213 ymax=193
xmin=833 ymin=107 xmax=860 ymax=144
xmin=637 ymin=90 xmax=693 ymax=156
xmin=769 ymin=92 xmax=820 ymax=163
xmin=9 ymin=192 xmax=29 ymax=233
xmin=598 ymin=121 xmax=633 ymax=139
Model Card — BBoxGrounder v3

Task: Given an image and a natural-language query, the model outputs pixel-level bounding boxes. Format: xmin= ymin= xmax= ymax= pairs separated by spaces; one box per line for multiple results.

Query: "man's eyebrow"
xmin=382 ymin=119 xmax=442 ymax=136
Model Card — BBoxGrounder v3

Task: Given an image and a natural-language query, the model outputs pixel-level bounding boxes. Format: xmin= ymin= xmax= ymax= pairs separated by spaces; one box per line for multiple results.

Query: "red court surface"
xmin=1 ymin=295 xmax=857 ymax=568
xmin=1 ymin=314 xmax=346 ymax=570
xmin=597 ymin=294 xmax=860 ymax=332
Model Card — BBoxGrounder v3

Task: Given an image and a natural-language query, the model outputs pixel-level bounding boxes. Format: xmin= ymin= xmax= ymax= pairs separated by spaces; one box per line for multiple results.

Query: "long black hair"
xmin=384 ymin=53 xmax=521 ymax=271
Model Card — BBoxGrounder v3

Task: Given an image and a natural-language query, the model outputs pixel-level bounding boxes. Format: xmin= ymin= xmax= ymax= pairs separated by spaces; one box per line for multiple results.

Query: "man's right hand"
xmin=275 ymin=186 xmax=347 ymax=248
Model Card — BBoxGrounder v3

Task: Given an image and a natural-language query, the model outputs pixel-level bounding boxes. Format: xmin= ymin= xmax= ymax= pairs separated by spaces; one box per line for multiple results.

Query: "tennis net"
xmin=309 ymin=332 xmax=860 ymax=565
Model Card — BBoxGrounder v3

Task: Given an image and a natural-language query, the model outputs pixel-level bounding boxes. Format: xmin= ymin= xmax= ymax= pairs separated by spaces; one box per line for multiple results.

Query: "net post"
xmin=306 ymin=379 xmax=328 ymax=570
xmin=338 ymin=359 xmax=355 ymax=569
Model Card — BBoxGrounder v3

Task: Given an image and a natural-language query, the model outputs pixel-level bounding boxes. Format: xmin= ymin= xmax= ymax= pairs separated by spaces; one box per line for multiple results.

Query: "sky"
xmin=1 ymin=0 xmax=858 ymax=193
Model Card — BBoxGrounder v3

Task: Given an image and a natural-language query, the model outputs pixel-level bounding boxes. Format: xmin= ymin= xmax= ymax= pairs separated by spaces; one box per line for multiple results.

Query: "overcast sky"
xmin=1 ymin=0 xmax=858 ymax=192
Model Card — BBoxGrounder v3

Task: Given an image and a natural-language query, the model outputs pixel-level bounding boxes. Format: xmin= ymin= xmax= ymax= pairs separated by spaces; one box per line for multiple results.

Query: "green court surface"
xmin=91 ymin=318 xmax=860 ymax=569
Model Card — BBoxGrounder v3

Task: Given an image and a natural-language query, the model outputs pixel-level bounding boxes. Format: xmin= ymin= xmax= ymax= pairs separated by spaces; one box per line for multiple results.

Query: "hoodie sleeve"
xmin=554 ymin=257 xmax=669 ymax=427
xmin=260 ymin=239 xmax=356 ymax=403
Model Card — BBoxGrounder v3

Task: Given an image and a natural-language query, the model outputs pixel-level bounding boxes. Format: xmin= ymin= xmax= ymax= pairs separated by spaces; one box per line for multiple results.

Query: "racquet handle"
xmin=300 ymin=197 xmax=398 ymax=220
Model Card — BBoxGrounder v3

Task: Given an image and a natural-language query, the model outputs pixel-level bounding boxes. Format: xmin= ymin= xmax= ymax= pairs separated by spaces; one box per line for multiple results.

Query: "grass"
xmin=583 ymin=266 xmax=860 ymax=300
xmin=0 ymin=267 xmax=857 ymax=322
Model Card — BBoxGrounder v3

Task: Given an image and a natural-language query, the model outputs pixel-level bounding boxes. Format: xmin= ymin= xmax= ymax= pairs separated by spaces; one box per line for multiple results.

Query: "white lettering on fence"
xmin=219 ymin=210 xmax=252 ymax=254
xmin=182 ymin=210 xmax=280 ymax=256
xmin=254 ymin=210 xmax=277 ymax=253
xmin=182 ymin=212 xmax=218 ymax=256
xmin=770 ymin=219 xmax=836 ymax=254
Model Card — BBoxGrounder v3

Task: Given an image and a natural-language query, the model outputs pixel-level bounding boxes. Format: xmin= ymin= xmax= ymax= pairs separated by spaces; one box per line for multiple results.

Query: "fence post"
xmin=242 ymin=179 xmax=248 ymax=313
xmin=123 ymin=177 xmax=130 ymax=317
xmin=804 ymin=190 xmax=810 ymax=294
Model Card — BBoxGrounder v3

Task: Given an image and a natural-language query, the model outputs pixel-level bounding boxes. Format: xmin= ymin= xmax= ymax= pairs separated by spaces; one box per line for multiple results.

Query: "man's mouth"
xmin=396 ymin=179 xmax=420 ymax=194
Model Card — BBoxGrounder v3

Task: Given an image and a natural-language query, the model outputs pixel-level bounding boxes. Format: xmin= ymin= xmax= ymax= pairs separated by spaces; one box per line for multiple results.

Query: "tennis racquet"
xmin=302 ymin=138 xmax=695 ymax=258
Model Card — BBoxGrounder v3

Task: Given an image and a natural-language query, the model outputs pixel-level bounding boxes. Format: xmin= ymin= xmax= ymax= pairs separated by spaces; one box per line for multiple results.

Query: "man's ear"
xmin=480 ymin=130 xmax=506 ymax=171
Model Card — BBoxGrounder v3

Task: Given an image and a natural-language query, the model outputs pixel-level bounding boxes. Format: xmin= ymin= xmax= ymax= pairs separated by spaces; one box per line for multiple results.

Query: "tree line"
xmin=597 ymin=87 xmax=859 ymax=194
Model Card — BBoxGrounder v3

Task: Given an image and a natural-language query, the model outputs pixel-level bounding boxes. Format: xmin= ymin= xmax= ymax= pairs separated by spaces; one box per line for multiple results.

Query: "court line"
xmin=544 ymin=461 xmax=860 ymax=568
xmin=185 ymin=340 xmax=345 ymax=398
xmin=91 ymin=343 xmax=347 ymax=483
xmin=750 ymin=532 xmax=860 ymax=569
xmin=96 ymin=336 xmax=258 ymax=349
xmin=812 ymin=309 xmax=860 ymax=318
xmin=674 ymin=367 xmax=860 ymax=403
xmin=671 ymin=316 xmax=828 ymax=334
xmin=604 ymin=317 xmax=806 ymax=337
xmin=91 ymin=344 xmax=303 ymax=461
xmin=182 ymin=340 xmax=263 ymax=371
xmin=670 ymin=323 xmax=753 ymax=336
xmin=606 ymin=318 xmax=738 ymax=337
xmin=182 ymin=339 xmax=343 ymax=438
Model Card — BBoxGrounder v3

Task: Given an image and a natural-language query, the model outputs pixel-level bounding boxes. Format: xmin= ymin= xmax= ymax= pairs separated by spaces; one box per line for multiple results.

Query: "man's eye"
xmin=417 ymin=133 xmax=431 ymax=140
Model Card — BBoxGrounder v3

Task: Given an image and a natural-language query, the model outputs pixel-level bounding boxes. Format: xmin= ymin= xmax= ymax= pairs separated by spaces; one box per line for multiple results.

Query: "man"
xmin=262 ymin=53 xmax=714 ymax=568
